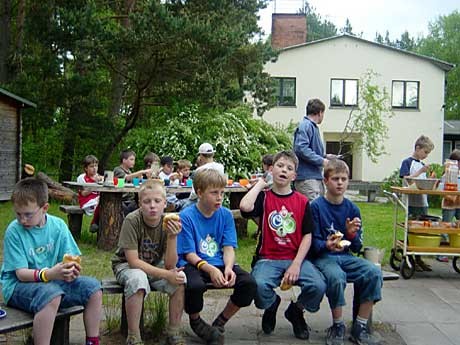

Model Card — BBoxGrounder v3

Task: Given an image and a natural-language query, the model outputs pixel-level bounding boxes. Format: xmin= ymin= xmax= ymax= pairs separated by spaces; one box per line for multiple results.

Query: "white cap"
xmin=198 ymin=143 xmax=214 ymax=154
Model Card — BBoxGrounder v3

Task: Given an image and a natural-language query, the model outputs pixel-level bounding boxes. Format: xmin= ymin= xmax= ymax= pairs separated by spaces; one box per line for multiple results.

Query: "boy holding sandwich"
xmin=310 ymin=159 xmax=382 ymax=345
xmin=0 ymin=178 xmax=102 ymax=345
xmin=112 ymin=180 xmax=186 ymax=345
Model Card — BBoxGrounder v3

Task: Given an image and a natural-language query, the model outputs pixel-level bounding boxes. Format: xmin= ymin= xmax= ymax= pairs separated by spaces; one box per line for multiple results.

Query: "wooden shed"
xmin=0 ymin=88 xmax=36 ymax=201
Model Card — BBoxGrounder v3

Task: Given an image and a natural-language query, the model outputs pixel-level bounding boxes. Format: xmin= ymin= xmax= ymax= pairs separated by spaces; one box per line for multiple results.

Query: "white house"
xmin=263 ymin=34 xmax=454 ymax=181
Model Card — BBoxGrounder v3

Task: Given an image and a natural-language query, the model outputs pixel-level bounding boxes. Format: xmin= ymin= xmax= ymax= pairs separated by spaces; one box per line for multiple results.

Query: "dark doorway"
xmin=326 ymin=141 xmax=353 ymax=178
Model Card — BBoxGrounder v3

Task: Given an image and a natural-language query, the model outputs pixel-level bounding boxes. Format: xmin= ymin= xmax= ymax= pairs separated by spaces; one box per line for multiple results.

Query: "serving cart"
xmin=386 ymin=187 xmax=460 ymax=279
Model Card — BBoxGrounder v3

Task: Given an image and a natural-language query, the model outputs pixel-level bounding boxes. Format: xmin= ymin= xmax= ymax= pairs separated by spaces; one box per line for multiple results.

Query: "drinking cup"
xmin=132 ymin=177 xmax=140 ymax=187
xmin=164 ymin=179 xmax=170 ymax=186
xmin=239 ymin=179 xmax=249 ymax=187
xmin=227 ymin=179 xmax=234 ymax=186
xmin=117 ymin=178 xmax=125 ymax=188
xmin=113 ymin=177 xmax=118 ymax=186
xmin=186 ymin=179 xmax=193 ymax=187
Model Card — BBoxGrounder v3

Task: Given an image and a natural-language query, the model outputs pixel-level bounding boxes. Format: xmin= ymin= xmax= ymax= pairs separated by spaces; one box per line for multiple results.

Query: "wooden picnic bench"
xmin=59 ymin=204 xmax=84 ymax=240
xmin=0 ymin=304 xmax=84 ymax=345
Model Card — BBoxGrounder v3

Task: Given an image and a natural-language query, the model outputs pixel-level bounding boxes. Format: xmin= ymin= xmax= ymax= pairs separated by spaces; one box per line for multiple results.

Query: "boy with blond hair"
xmin=1 ymin=178 xmax=102 ymax=345
xmin=112 ymin=180 xmax=186 ymax=345
xmin=399 ymin=134 xmax=435 ymax=270
xmin=310 ymin=160 xmax=382 ymax=345
xmin=177 ymin=169 xmax=256 ymax=345
xmin=240 ymin=150 xmax=326 ymax=340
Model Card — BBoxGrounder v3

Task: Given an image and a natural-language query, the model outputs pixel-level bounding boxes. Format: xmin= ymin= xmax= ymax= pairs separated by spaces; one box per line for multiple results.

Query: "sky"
xmin=258 ymin=0 xmax=459 ymax=41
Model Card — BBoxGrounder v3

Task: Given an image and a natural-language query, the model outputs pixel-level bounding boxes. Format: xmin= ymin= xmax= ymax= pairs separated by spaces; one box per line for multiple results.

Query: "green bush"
xmin=123 ymin=104 xmax=293 ymax=178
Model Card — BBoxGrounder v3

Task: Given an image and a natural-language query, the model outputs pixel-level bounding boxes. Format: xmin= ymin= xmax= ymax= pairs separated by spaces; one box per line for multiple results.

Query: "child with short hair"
xmin=177 ymin=169 xmax=256 ymax=345
xmin=143 ymin=151 xmax=160 ymax=179
xmin=399 ymin=135 xmax=435 ymax=271
xmin=0 ymin=178 xmax=102 ymax=345
xmin=310 ymin=160 xmax=382 ymax=345
xmin=112 ymin=180 xmax=186 ymax=345
xmin=77 ymin=154 xmax=103 ymax=233
xmin=262 ymin=153 xmax=274 ymax=172
xmin=176 ymin=159 xmax=192 ymax=185
xmin=114 ymin=149 xmax=151 ymax=215
xmin=240 ymin=150 xmax=326 ymax=340
xmin=159 ymin=156 xmax=182 ymax=186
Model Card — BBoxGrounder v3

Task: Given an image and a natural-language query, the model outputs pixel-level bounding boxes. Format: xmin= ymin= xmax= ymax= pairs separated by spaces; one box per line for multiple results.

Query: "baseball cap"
xmin=198 ymin=143 xmax=214 ymax=154
xmin=160 ymin=156 xmax=174 ymax=166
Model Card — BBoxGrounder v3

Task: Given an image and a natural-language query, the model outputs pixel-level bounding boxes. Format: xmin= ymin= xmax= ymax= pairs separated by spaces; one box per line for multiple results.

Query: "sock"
xmin=86 ymin=336 xmax=99 ymax=345
xmin=167 ymin=324 xmax=181 ymax=336
xmin=127 ymin=331 xmax=142 ymax=342
xmin=357 ymin=316 xmax=368 ymax=327
xmin=212 ymin=312 xmax=229 ymax=328
xmin=333 ymin=318 xmax=344 ymax=325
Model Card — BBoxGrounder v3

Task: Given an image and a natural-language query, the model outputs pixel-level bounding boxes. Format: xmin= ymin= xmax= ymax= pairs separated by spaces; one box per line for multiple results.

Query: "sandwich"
xmin=329 ymin=231 xmax=344 ymax=241
xmin=62 ymin=254 xmax=81 ymax=265
xmin=280 ymin=279 xmax=292 ymax=291
xmin=163 ymin=213 xmax=180 ymax=229
xmin=337 ymin=240 xmax=351 ymax=249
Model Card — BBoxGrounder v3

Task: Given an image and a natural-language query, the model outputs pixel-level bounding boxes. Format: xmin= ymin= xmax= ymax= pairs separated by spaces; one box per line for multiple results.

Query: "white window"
xmin=273 ymin=77 xmax=296 ymax=106
xmin=392 ymin=81 xmax=419 ymax=109
xmin=330 ymin=79 xmax=358 ymax=107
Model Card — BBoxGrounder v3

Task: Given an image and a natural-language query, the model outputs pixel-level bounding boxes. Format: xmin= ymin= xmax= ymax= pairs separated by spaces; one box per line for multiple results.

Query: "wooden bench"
xmin=59 ymin=205 xmax=84 ymax=240
xmin=0 ymin=304 xmax=84 ymax=345
xmin=348 ymin=181 xmax=382 ymax=202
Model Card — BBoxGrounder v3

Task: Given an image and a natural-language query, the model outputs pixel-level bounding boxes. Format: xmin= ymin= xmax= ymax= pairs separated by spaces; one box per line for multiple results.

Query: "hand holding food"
xmin=62 ymin=254 xmax=81 ymax=266
xmin=163 ymin=213 xmax=180 ymax=229
xmin=280 ymin=278 xmax=292 ymax=291
xmin=337 ymin=239 xmax=351 ymax=249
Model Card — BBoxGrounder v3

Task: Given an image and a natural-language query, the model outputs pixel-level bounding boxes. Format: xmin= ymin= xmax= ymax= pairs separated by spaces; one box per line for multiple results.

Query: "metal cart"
xmin=386 ymin=187 xmax=460 ymax=279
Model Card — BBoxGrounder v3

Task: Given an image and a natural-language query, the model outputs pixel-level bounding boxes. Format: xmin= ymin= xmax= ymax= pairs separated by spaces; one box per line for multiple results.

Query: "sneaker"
xmin=190 ymin=317 xmax=221 ymax=344
xmin=284 ymin=302 xmax=310 ymax=340
xmin=436 ymin=255 xmax=449 ymax=263
xmin=326 ymin=323 xmax=346 ymax=345
xmin=262 ymin=294 xmax=281 ymax=334
xmin=89 ymin=223 xmax=99 ymax=233
xmin=350 ymin=322 xmax=381 ymax=345
xmin=166 ymin=334 xmax=186 ymax=345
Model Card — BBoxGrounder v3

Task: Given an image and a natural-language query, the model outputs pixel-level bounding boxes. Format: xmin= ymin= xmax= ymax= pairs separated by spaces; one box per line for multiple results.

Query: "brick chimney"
xmin=271 ymin=13 xmax=307 ymax=49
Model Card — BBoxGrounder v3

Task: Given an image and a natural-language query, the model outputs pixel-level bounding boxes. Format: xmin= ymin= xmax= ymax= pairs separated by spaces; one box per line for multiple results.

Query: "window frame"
xmin=273 ymin=77 xmax=296 ymax=107
xmin=329 ymin=78 xmax=359 ymax=107
xmin=391 ymin=80 xmax=420 ymax=109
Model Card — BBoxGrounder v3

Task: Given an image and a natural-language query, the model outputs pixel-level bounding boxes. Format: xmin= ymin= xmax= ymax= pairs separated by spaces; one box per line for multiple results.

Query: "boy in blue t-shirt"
xmin=310 ymin=160 xmax=382 ymax=345
xmin=177 ymin=169 xmax=256 ymax=345
xmin=0 ymin=178 xmax=102 ymax=345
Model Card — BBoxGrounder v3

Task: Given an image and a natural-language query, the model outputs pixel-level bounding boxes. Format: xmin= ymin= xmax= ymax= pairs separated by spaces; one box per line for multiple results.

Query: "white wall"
xmin=263 ymin=36 xmax=446 ymax=181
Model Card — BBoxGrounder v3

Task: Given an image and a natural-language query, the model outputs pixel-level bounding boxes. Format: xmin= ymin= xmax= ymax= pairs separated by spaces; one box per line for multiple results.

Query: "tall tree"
xmin=417 ymin=11 xmax=460 ymax=120
xmin=301 ymin=2 xmax=337 ymax=42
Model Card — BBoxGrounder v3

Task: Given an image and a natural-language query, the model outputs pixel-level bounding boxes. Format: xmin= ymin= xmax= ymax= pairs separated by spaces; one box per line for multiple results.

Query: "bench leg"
xmin=51 ymin=315 xmax=70 ymax=345
xmin=67 ymin=214 xmax=83 ymax=240
xmin=121 ymin=295 xmax=144 ymax=337
xmin=367 ymin=190 xmax=377 ymax=203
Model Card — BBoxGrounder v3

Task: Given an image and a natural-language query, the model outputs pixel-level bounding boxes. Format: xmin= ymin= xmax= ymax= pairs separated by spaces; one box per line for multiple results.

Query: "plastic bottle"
xmin=444 ymin=159 xmax=458 ymax=191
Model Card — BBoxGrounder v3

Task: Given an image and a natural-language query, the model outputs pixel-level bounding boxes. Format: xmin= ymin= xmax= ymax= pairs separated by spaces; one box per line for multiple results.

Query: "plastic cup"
xmin=227 ymin=179 xmax=233 ymax=186
xmin=164 ymin=179 xmax=170 ymax=186
xmin=186 ymin=179 xmax=193 ymax=187
xmin=117 ymin=178 xmax=125 ymax=188
xmin=132 ymin=177 xmax=140 ymax=187
xmin=113 ymin=177 xmax=118 ymax=186
xmin=239 ymin=179 xmax=249 ymax=187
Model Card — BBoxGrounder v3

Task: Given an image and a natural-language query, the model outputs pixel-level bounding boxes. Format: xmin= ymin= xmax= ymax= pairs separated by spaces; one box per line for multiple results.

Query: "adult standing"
xmin=293 ymin=98 xmax=335 ymax=201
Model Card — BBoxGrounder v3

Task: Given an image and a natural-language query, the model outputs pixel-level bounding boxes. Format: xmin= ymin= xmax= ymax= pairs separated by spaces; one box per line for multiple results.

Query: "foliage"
xmin=380 ymin=169 xmax=402 ymax=194
xmin=338 ymin=70 xmax=394 ymax=163
xmin=123 ymin=104 xmax=292 ymax=179
xmin=301 ymin=2 xmax=337 ymax=42
xmin=144 ymin=293 xmax=168 ymax=338
xmin=416 ymin=11 xmax=460 ymax=120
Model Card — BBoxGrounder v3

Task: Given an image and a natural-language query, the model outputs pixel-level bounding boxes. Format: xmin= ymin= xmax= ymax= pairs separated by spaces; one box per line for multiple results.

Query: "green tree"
xmin=417 ymin=11 xmax=460 ymax=120
xmin=338 ymin=70 xmax=394 ymax=163
xmin=301 ymin=2 xmax=337 ymax=42
xmin=340 ymin=18 xmax=354 ymax=35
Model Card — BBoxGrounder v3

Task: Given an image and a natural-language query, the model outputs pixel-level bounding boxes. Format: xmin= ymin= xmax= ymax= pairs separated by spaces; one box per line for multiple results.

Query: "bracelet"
xmin=33 ymin=269 xmax=40 ymax=282
xmin=197 ymin=260 xmax=208 ymax=270
xmin=39 ymin=268 xmax=49 ymax=283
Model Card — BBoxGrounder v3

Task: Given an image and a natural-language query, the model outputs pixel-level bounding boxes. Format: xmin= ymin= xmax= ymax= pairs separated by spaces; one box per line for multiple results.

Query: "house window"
xmin=330 ymin=79 xmax=358 ymax=107
xmin=392 ymin=81 xmax=419 ymax=109
xmin=273 ymin=77 xmax=296 ymax=106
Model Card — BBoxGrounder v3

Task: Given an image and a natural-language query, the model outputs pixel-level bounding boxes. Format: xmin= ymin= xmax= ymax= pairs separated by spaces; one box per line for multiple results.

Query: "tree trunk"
xmin=0 ymin=0 xmax=11 ymax=83
xmin=36 ymin=172 xmax=77 ymax=203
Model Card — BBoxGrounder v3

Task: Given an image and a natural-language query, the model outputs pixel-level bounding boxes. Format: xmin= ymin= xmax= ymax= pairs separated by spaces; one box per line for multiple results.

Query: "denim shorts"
xmin=114 ymin=262 xmax=178 ymax=298
xmin=8 ymin=276 xmax=101 ymax=314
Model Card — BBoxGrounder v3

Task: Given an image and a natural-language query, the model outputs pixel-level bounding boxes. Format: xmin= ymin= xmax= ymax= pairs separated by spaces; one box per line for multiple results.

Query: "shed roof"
xmin=280 ymin=34 xmax=455 ymax=72
xmin=0 ymin=87 xmax=36 ymax=108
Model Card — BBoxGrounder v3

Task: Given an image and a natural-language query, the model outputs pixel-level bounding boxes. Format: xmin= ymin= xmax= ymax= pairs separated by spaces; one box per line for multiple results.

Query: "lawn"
xmin=0 ymin=199 xmax=430 ymax=275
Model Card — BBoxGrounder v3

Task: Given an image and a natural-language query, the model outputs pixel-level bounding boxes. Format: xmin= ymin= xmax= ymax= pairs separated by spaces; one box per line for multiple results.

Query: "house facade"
xmin=0 ymin=88 xmax=36 ymax=200
xmin=263 ymin=34 xmax=453 ymax=181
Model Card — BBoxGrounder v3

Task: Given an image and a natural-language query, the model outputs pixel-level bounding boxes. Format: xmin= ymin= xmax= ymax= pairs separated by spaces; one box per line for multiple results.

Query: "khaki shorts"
xmin=114 ymin=262 xmax=178 ymax=298
xmin=295 ymin=179 xmax=325 ymax=201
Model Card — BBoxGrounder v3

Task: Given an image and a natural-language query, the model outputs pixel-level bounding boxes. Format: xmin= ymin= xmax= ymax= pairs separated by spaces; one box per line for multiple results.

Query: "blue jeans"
xmin=442 ymin=208 xmax=460 ymax=222
xmin=313 ymin=254 xmax=382 ymax=310
xmin=251 ymin=259 xmax=326 ymax=312
xmin=8 ymin=276 xmax=101 ymax=314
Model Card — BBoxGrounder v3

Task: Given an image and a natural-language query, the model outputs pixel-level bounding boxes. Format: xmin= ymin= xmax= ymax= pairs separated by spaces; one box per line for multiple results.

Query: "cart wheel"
xmin=453 ymin=257 xmax=460 ymax=274
xmin=400 ymin=256 xmax=415 ymax=279
xmin=390 ymin=248 xmax=403 ymax=271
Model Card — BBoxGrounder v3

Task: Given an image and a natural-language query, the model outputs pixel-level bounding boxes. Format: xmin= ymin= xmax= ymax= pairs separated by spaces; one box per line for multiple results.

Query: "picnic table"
xmin=63 ymin=181 xmax=248 ymax=250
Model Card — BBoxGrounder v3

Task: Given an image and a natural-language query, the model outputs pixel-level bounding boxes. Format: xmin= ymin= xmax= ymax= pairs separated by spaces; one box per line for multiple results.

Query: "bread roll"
xmin=163 ymin=213 xmax=180 ymax=229
xmin=62 ymin=254 xmax=81 ymax=265
xmin=280 ymin=279 xmax=292 ymax=291
xmin=337 ymin=240 xmax=351 ymax=249
xmin=330 ymin=231 xmax=344 ymax=241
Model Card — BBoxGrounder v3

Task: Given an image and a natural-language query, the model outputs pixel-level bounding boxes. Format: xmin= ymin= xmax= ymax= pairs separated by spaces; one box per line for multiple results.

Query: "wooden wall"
xmin=0 ymin=100 xmax=19 ymax=201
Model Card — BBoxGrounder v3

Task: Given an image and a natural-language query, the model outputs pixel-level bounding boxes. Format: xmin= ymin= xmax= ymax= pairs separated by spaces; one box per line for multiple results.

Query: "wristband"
xmin=197 ymin=260 xmax=208 ymax=270
xmin=42 ymin=269 xmax=49 ymax=283
xmin=33 ymin=269 xmax=40 ymax=282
